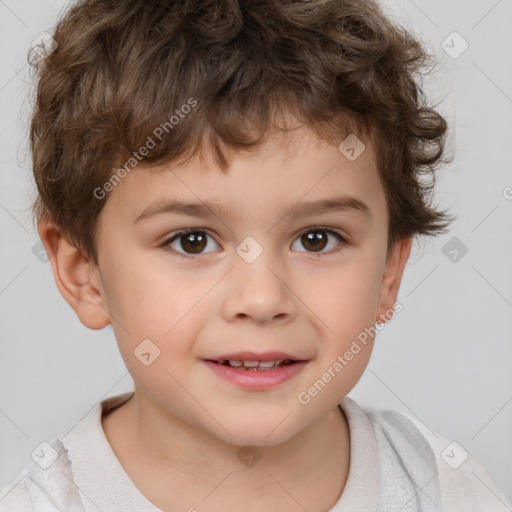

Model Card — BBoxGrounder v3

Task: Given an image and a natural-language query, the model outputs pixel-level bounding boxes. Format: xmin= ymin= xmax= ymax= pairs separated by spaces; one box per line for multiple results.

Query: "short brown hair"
xmin=29 ymin=0 xmax=454 ymax=264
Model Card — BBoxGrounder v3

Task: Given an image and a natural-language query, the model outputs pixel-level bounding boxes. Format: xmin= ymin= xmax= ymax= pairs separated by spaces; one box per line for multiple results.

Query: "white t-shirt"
xmin=1 ymin=392 xmax=510 ymax=511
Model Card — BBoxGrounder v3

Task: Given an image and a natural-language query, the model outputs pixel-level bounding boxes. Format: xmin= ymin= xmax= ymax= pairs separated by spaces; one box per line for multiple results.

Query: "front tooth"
xmin=243 ymin=361 xmax=260 ymax=367
xmin=228 ymin=360 xmax=243 ymax=367
xmin=258 ymin=361 xmax=276 ymax=368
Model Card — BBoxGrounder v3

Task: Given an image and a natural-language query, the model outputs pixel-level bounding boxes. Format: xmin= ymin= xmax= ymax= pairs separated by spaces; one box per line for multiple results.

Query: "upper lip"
xmin=206 ymin=351 xmax=307 ymax=362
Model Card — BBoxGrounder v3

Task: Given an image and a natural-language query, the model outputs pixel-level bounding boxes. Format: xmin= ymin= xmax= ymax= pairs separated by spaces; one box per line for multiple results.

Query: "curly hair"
xmin=29 ymin=0 xmax=454 ymax=264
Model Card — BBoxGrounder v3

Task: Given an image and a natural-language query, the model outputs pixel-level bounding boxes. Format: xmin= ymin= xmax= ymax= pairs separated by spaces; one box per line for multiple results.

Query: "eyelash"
xmin=160 ymin=226 xmax=348 ymax=261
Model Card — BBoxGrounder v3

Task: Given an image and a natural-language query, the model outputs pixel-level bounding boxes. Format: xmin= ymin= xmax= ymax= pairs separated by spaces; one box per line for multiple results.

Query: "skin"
xmin=39 ymin=123 xmax=412 ymax=512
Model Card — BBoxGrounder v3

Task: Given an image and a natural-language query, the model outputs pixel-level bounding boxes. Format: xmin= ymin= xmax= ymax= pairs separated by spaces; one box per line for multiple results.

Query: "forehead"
xmin=101 ymin=125 xmax=386 ymax=225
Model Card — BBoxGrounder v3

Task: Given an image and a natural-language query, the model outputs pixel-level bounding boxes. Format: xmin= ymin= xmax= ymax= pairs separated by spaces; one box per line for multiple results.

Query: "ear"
xmin=37 ymin=220 xmax=111 ymax=330
xmin=375 ymin=237 xmax=413 ymax=324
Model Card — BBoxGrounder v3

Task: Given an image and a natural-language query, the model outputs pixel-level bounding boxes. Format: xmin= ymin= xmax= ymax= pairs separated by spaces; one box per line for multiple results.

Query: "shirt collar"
xmin=58 ymin=392 xmax=379 ymax=512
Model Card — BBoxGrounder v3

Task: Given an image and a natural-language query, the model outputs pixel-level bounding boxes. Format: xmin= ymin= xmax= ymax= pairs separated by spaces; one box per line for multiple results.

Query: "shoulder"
xmin=350 ymin=399 xmax=511 ymax=512
xmin=0 ymin=438 xmax=85 ymax=512
xmin=0 ymin=469 xmax=32 ymax=512
xmin=1 ymin=393 xmax=134 ymax=512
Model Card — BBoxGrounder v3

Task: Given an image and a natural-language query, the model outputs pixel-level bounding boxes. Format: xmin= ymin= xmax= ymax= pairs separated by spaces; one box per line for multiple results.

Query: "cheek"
xmin=309 ymin=251 xmax=383 ymax=383
xmin=100 ymin=255 xmax=209 ymax=362
xmin=319 ymin=254 xmax=383 ymax=326
xmin=101 ymin=253 xmax=189 ymax=330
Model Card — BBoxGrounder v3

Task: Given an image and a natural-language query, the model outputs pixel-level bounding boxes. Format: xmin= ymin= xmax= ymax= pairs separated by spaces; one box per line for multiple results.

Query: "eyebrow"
xmin=134 ymin=196 xmax=371 ymax=224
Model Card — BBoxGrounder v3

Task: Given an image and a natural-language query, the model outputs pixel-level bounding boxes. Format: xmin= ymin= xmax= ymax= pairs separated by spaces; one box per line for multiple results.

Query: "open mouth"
xmin=207 ymin=359 xmax=299 ymax=371
xmin=203 ymin=358 xmax=308 ymax=388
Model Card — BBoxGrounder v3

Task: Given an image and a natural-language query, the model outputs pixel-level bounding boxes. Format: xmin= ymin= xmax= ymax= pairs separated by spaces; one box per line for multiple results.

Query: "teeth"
xmin=258 ymin=361 xmax=278 ymax=368
xmin=224 ymin=359 xmax=287 ymax=369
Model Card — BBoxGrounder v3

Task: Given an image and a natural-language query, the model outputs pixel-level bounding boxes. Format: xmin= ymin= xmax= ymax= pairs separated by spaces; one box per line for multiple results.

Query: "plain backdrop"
xmin=1 ymin=0 xmax=511 ymax=505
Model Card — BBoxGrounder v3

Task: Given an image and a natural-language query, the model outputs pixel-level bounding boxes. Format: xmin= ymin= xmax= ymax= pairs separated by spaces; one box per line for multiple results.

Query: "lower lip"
xmin=204 ymin=360 xmax=308 ymax=390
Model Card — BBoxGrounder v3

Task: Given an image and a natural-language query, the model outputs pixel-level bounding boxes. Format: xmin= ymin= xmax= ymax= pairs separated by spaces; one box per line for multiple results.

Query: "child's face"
xmin=81 ymin=125 xmax=410 ymax=446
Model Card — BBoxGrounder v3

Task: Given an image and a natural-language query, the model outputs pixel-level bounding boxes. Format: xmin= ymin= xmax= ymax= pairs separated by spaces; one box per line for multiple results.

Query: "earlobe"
xmin=37 ymin=220 xmax=111 ymax=330
xmin=375 ymin=237 xmax=413 ymax=324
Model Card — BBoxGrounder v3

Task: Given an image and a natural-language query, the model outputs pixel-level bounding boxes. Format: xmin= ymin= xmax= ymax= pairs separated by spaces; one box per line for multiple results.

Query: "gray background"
xmin=1 ymin=0 xmax=511 ymax=505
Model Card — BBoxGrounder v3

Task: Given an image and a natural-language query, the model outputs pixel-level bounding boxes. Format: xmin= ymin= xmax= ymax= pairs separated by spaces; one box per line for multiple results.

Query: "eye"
xmin=162 ymin=229 xmax=220 ymax=260
xmin=161 ymin=226 xmax=347 ymax=260
xmin=291 ymin=227 xmax=347 ymax=256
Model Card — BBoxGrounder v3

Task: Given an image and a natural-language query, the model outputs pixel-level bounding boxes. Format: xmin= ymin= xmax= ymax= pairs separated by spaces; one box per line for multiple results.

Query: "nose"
xmin=220 ymin=250 xmax=298 ymax=325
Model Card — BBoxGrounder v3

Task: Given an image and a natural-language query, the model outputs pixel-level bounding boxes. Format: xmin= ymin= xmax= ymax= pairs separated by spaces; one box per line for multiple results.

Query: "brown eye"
xmin=301 ymin=231 xmax=328 ymax=252
xmin=179 ymin=231 xmax=207 ymax=254
xmin=162 ymin=226 xmax=346 ymax=260
xmin=292 ymin=228 xmax=346 ymax=255
xmin=164 ymin=229 xmax=219 ymax=258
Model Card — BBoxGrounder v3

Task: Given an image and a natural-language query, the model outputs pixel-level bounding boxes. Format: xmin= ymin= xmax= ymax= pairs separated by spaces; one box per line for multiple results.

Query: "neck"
xmin=102 ymin=389 xmax=351 ymax=512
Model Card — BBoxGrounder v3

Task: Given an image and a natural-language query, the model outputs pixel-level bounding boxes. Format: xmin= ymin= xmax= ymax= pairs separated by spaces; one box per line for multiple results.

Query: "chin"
xmin=230 ymin=433 xmax=292 ymax=448
xmin=211 ymin=422 xmax=300 ymax=448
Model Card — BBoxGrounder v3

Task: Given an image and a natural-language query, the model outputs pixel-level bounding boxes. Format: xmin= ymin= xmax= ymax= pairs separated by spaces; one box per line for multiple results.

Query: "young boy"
xmin=1 ymin=0 xmax=510 ymax=510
